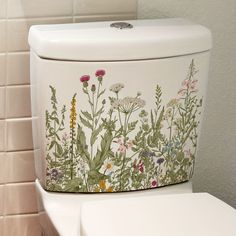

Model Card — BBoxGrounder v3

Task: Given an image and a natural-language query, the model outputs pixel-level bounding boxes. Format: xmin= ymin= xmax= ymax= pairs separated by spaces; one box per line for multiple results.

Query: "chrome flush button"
xmin=110 ymin=22 xmax=133 ymax=29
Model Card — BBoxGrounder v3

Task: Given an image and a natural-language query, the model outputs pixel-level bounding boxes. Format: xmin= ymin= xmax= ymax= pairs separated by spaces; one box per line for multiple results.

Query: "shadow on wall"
xmin=138 ymin=0 xmax=236 ymax=208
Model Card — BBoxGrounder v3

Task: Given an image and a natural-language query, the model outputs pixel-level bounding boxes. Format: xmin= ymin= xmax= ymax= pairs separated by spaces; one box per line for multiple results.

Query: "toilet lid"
xmin=80 ymin=193 xmax=236 ymax=236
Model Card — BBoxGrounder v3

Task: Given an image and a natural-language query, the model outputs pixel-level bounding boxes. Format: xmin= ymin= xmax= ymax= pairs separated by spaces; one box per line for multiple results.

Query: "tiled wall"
xmin=0 ymin=1 xmax=137 ymax=235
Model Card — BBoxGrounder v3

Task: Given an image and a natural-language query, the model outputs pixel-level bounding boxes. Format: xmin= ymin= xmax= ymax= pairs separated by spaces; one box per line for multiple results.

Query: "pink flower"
xmin=139 ymin=166 xmax=143 ymax=172
xmin=62 ymin=132 xmax=69 ymax=142
xmin=117 ymin=139 xmax=133 ymax=153
xmin=182 ymin=79 xmax=191 ymax=88
xmin=177 ymin=89 xmax=187 ymax=97
xmin=127 ymin=140 xmax=133 ymax=148
xmin=80 ymin=75 xmax=90 ymax=82
xmin=118 ymin=144 xmax=126 ymax=153
xmin=184 ymin=149 xmax=191 ymax=157
xmin=95 ymin=69 xmax=106 ymax=77
xmin=189 ymin=80 xmax=198 ymax=90
xmin=117 ymin=139 xmax=126 ymax=153
xmin=138 ymin=161 xmax=144 ymax=173
xmin=151 ymin=180 xmax=157 ymax=187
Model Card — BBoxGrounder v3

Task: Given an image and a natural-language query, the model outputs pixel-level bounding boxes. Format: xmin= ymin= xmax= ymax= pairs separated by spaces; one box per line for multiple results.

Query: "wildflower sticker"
xmin=45 ymin=60 xmax=203 ymax=193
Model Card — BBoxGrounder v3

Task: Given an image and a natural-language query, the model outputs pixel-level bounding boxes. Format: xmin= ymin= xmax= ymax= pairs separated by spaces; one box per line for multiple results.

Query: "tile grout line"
xmin=4 ymin=212 xmax=39 ymax=218
xmin=6 ymin=15 xmax=74 ymax=22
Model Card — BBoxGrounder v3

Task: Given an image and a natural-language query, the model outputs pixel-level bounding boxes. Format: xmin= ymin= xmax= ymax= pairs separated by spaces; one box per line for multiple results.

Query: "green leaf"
xmin=176 ymin=151 xmax=185 ymax=162
xmin=76 ymin=124 xmax=91 ymax=167
xmin=155 ymin=84 xmax=162 ymax=109
xmin=87 ymin=170 xmax=108 ymax=185
xmin=97 ymin=89 xmax=106 ymax=98
xmin=81 ymin=111 xmax=93 ymax=121
xmin=79 ymin=115 xmax=93 ymax=130
xmin=64 ymin=178 xmax=84 ymax=192
xmin=128 ymin=121 xmax=138 ymax=132
xmin=155 ymin=106 xmax=164 ymax=131
xmin=50 ymin=116 xmax=60 ymax=125
xmin=92 ymin=131 xmax=113 ymax=170
xmin=94 ymin=107 xmax=104 ymax=117
xmin=90 ymin=124 xmax=103 ymax=146
xmin=56 ymin=143 xmax=63 ymax=155
xmin=151 ymin=110 xmax=155 ymax=130
xmin=48 ymin=140 xmax=56 ymax=151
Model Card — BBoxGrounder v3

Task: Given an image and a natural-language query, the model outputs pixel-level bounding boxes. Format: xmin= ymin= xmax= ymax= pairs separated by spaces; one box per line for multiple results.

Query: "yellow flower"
xmin=70 ymin=95 xmax=77 ymax=129
xmin=106 ymin=163 xmax=112 ymax=170
xmin=99 ymin=180 xmax=106 ymax=190
xmin=106 ymin=187 xmax=113 ymax=192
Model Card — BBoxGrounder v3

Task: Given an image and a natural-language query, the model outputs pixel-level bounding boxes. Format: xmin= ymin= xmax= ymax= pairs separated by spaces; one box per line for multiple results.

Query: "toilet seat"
xmin=80 ymin=193 xmax=236 ymax=236
xmin=35 ymin=179 xmax=192 ymax=236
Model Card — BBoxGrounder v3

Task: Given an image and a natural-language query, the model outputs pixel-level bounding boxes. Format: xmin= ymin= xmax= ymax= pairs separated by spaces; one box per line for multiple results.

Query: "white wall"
xmin=138 ymin=0 xmax=236 ymax=208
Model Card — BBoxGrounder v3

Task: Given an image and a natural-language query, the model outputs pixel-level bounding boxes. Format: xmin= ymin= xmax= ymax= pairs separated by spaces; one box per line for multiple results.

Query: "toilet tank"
xmin=29 ymin=18 xmax=212 ymax=193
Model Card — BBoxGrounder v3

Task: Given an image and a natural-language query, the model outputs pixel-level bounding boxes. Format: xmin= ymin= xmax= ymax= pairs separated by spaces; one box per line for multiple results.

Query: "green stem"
xmin=70 ymin=129 xmax=74 ymax=180
xmin=94 ymin=82 xmax=101 ymax=118
xmin=54 ymin=117 xmax=57 ymax=163
xmin=119 ymin=113 xmax=129 ymax=190
xmin=116 ymin=93 xmax=123 ymax=128
xmin=169 ymin=108 xmax=175 ymax=142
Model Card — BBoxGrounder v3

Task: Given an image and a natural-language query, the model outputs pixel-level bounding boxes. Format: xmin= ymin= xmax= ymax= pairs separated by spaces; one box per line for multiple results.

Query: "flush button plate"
xmin=110 ymin=22 xmax=133 ymax=29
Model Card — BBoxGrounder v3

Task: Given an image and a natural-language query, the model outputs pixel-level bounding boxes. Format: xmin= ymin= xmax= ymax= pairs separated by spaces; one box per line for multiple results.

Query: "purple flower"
xmin=51 ymin=168 xmax=59 ymax=180
xmin=157 ymin=158 xmax=165 ymax=165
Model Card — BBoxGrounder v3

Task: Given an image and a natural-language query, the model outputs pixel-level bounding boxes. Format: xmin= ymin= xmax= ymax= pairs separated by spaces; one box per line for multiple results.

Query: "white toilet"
xmin=28 ymin=19 xmax=236 ymax=236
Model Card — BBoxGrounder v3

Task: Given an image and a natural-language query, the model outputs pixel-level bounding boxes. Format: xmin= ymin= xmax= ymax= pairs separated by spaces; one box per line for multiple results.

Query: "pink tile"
xmin=74 ymin=13 xmax=136 ymax=23
xmin=7 ymin=52 xmax=30 ymax=85
xmin=5 ymin=151 xmax=36 ymax=183
xmin=7 ymin=17 xmax=73 ymax=52
xmin=0 ymin=53 xmax=6 ymax=86
xmin=0 ymin=20 xmax=6 ymax=53
xmin=7 ymin=0 xmax=73 ymax=18
xmin=0 ymin=153 xmax=6 ymax=183
xmin=3 ymin=214 xmax=41 ymax=236
xmin=0 ymin=185 xmax=4 ymax=216
xmin=6 ymin=85 xmax=31 ymax=118
xmin=4 ymin=182 xmax=38 ymax=215
xmin=74 ymin=0 xmax=137 ymax=15
xmin=0 ymin=0 xmax=7 ymax=19
xmin=6 ymin=118 xmax=33 ymax=151
xmin=39 ymin=212 xmax=59 ymax=236
xmin=0 ymin=217 xmax=3 ymax=236
xmin=0 ymin=86 xmax=5 ymax=119
xmin=0 ymin=120 xmax=6 ymax=151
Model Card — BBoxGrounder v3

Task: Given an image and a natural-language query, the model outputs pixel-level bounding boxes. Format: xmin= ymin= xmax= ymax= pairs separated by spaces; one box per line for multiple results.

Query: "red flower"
xmin=151 ymin=180 xmax=157 ymax=187
xmin=139 ymin=166 xmax=144 ymax=172
xmin=80 ymin=75 xmax=90 ymax=82
xmin=91 ymin=84 xmax=96 ymax=92
xmin=138 ymin=162 xmax=144 ymax=173
xmin=95 ymin=69 xmax=106 ymax=77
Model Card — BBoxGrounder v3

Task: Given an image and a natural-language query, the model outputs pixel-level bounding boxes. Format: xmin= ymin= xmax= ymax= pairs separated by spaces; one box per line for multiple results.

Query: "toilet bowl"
xmin=26 ymin=18 xmax=232 ymax=235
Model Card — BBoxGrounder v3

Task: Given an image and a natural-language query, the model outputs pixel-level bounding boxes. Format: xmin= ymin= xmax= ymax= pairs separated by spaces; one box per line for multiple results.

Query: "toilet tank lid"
xmin=28 ymin=18 xmax=212 ymax=61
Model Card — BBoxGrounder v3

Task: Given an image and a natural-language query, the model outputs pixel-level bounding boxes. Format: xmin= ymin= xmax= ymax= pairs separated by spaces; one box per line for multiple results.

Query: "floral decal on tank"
xmin=45 ymin=60 xmax=203 ymax=192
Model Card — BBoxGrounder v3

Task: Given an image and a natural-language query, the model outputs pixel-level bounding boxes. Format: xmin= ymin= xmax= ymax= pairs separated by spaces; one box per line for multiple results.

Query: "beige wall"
xmin=0 ymin=1 xmax=137 ymax=235
xmin=138 ymin=0 xmax=236 ymax=208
